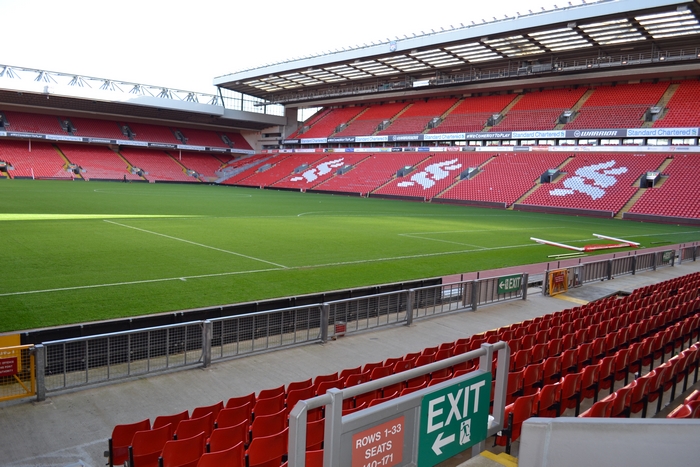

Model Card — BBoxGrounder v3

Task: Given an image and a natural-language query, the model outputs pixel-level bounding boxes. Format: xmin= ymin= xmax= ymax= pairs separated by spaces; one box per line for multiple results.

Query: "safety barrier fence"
xmin=26 ymin=244 xmax=699 ymax=398
xmin=288 ymin=341 xmax=510 ymax=467
xmin=34 ymin=274 xmax=527 ymax=399
xmin=543 ymin=247 xmax=690 ymax=296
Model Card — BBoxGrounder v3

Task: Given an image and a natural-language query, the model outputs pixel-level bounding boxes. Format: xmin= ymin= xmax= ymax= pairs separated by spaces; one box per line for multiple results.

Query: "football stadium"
xmin=1 ymin=0 xmax=700 ymax=466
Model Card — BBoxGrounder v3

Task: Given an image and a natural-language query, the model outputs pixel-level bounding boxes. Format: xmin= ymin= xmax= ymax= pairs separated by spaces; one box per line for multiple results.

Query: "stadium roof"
xmin=214 ymin=0 xmax=700 ymax=106
xmin=0 ymin=65 xmax=286 ymax=132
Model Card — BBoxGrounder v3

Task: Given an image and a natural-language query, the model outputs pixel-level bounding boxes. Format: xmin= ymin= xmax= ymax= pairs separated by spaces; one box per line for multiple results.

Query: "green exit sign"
xmin=418 ymin=371 xmax=492 ymax=467
xmin=497 ymin=274 xmax=522 ymax=295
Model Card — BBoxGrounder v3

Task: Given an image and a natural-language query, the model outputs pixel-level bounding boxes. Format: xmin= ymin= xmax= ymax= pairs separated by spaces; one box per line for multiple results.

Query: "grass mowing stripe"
xmin=103 ymin=220 xmax=289 ymax=268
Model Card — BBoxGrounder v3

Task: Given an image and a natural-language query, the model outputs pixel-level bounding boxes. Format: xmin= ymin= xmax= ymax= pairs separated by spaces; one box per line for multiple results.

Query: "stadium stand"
xmin=122 ymin=122 xmax=180 ymax=144
xmin=295 ymin=107 xmax=364 ymax=139
xmin=654 ymin=80 xmax=700 ymax=128
xmin=236 ymin=154 xmax=325 ymax=188
xmin=1 ymin=110 xmax=67 ymax=135
xmin=0 ymin=140 xmax=72 ymax=179
xmin=314 ymin=152 xmax=428 ymax=195
xmin=565 ymin=82 xmax=669 ymax=129
xmin=176 ymin=152 xmax=225 ymax=180
xmin=272 ymin=153 xmax=369 ymax=190
xmin=69 ymin=117 xmax=128 ymax=139
xmin=438 ymin=153 xmax=569 ymax=207
xmin=176 ymin=128 xmax=230 ymax=149
xmin=59 ymin=144 xmax=141 ymax=181
xmin=333 ymin=102 xmax=407 ymax=136
xmin=219 ymin=154 xmax=284 ymax=185
xmin=429 ymin=94 xmax=517 ymax=133
xmin=491 ymin=88 xmax=588 ymax=131
xmin=627 ymin=154 xmax=700 ymax=220
xmin=520 ymin=153 xmax=669 ymax=216
xmin=373 ymin=153 xmax=491 ymax=200
xmin=221 ymin=132 xmax=254 ymax=151
xmin=377 ymin=98 xmax=458 ymax=135
xmin=119 ymin=148 xmax=194 ymax=182
xmin=287 ymin=108 xmax=333 ymax=139
xmin=101 ymin=270 xmax=700 ymax=467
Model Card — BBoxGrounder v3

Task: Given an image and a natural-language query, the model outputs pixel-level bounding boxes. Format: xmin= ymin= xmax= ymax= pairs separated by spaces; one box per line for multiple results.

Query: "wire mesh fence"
xmin=210 ymin=305 xmax=324 ymax=361
xmin=42 ymin=322 xmax=203 ymax=392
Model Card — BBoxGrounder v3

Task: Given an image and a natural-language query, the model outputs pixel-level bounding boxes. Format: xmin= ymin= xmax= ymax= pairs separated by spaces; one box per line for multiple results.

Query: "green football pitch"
xmin=1 ymin=179 xmax=698 ymax=332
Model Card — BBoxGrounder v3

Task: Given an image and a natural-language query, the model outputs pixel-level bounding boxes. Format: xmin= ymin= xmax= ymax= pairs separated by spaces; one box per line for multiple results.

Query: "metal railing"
xmin=38 ymin=321 xmax=204 ymax=394
xmin=209 ymin=304 xmax=324 ymax=362
xmin=326 ymin=274 xmax=527 ymax=339
xmin=679 ymin=245 xmax=698 ymax=263
xmin=33 ymin=274 xmax=527 ymax=398
xmin=544 ymin=249 xmax=679 ymax=295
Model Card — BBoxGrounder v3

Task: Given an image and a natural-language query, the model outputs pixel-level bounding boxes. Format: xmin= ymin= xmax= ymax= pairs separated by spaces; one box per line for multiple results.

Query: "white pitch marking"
xmin=399 ymin=226 xmax=567 ymax=236
xmin=0 ymin=268 xmax=284 ymax=297
xmin=3 ymin=230 xmax=699 ymax=298
xmin=399 ymin=234 xmax=484 ymax=248
xmin=0 ymin=242 xmax=542 ymax=298
xmin=103 ymin=220 xmax=288 ymax=268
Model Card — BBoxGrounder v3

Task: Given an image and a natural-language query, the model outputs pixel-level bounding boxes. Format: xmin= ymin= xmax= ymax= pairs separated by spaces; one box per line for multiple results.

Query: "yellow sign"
xmin=0 ymin=345 xmax=35 ymax=402
xmin=549 ymin=269 xmax=568 ymax=296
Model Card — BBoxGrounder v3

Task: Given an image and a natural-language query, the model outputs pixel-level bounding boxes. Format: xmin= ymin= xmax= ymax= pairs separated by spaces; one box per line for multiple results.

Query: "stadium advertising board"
xmin=282 ymin=127 xmax=700 ymax=145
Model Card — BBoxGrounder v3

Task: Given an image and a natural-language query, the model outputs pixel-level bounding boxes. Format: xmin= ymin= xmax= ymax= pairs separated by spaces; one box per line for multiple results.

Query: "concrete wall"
xmin=519 ymin=417 xmax=700 ymax=467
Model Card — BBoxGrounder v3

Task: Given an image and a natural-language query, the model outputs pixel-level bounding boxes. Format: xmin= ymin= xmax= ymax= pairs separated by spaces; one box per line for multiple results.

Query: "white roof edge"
xmin=213 ymin=0 xmax=690 ymax=86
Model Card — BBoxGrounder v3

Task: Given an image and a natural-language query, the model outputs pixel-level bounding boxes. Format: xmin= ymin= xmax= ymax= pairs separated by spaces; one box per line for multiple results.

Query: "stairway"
xmin=642 ymin=83 xmax=679 ymax=127
xmin=554 ymin=89 xmax=595 ymax=130
xmin=484 ymin=95 xmax=524 ymax=131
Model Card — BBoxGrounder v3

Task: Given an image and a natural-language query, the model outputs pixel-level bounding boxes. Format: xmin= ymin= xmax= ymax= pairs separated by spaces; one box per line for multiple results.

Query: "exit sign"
xmin=497 ymin=275 xmax=522 ymax=295
xmin=418 ymin=372 xmax=491 ymax=467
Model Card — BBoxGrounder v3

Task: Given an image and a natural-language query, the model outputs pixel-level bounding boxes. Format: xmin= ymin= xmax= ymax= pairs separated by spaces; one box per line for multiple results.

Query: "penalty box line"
xmin=103 ymin=220 xmax=288 ymax=269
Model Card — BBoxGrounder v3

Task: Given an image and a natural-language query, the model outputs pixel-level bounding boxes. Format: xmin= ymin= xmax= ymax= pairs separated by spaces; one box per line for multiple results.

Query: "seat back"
xmin=579 ymin=397 xmax=614 ymax=417
xmin=286 ymin=386 xmax=316 ymax=415
xmin=153 ymin=411 xmax=188 ymax=433
xmin=175 ymin=413 xmax=214 ymax=440
xmin=226 ymin=392 xmax=256 ymax=409
xmin=196 ymin=443 xmax=244 ymax=467
xmin=191 ymin=401 xmax=223 ymax=421
xmin=215 ymin=404 xmax=252 ymax=429
xmin=610 ymin=385 xmax=634 ymax=417
xmin=246 ymin=427 xmax=289 ymax=467
xmin=253 ymin=393 xmax=285 ymax=418
xmin=258 ymin=385 xmax=285 ymax=400
xmin=344 ymin=371 xmax=370 ymax=388
xmin=286 ymin=378 xmax=313 ymax=393
xmin=159 ymin=431 xmax=206 ymax=467
xmin=110 ymin=418 xmax=151 ymax=466
xmin=130 ymin=423 xmax=172 ymax=467
xmin=315 ymin=378 xmax=344 ymax=396
xmin=250 ymin=408 xmax=287 ymax=439
xmin=208 ymin=421 xmax=248 ymax=453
